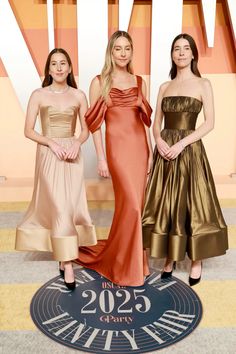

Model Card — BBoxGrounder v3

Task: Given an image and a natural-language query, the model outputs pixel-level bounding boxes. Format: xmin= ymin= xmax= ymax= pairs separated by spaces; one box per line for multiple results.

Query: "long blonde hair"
xmin=100 ymin=31 xmax=134 ymax=100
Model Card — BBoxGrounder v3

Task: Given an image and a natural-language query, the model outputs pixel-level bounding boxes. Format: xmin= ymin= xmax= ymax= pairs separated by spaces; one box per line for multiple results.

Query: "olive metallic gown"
xmin=77 ymin=75 xmax=152 ymax=286
xmin=142 ymin=96 xmax=228 ymax=261
xmin=16 ymin=105 xmax=97 ymax=261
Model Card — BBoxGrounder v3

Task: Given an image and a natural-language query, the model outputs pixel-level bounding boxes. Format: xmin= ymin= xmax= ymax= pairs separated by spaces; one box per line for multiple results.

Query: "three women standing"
xmin=16 ymin=32 xmax=228 ymax=289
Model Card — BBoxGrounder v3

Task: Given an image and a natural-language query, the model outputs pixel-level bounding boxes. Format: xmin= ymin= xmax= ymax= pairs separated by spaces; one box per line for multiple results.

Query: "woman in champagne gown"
xmin=16 ymin=48 xmax=96 ymax=289
xmin=77 ymin=31 xmax=153 ymax=286
xmin=142 ymin=34 xmax=228 ymax=286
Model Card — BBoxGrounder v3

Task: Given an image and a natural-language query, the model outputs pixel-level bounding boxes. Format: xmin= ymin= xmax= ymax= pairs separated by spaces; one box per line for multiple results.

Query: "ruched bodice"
xmin=40 ymin=105 xmax=77 ymax=138
xmin=142 ymin=95 xmax=228 ymax=262
xmin=162 ymin=96 xmax=202 ymax=130
xmin=162 ymin=96 xmax=202 ymax=113
xmin=85 ymin=76 xmax=152 ymax=133
xmin=109 ymin=87 xmax=140 ymax=107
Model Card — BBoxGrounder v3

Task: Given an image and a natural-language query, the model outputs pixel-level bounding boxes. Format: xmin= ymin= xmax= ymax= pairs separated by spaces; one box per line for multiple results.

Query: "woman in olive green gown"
xmin=142 ymin=33 xmax=228 ymax=286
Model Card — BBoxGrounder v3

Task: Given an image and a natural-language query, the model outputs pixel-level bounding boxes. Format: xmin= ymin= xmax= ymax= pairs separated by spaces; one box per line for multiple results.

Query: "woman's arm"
xmin=24 ymin=89 xmax=66 ymax=160
xmin=90 ymin=77 xmax=109 ymax=178
xmin=182 ymin=79 xmax=214 ymax=145
xmin=65 ymin=90 xmax=89 ymax=160
xmin=141 ymin=79 xmax=153 ymax=173
xmin=153 ymin=83 xmax=171 ymax=159
xmin=76 ymin=91 xmax=90 ymax=144
xmin=165 ymin=79 xmax=214 ymax=160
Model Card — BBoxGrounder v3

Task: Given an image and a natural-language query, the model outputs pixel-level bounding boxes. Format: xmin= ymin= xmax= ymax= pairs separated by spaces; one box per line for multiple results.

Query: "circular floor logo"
xmin=30 ymin=268 xmax=202 ymax=353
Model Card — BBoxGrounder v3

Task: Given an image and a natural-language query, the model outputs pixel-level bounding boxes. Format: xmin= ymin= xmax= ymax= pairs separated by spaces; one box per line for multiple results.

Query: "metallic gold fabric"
xmin=16 ymin=106 xmax=97 ymax=261
xmin=142 ymin=96 xmax=228 ymax=261
xmin=77 ymin=76 xmax=152 ymax=286
xmin=164 ymin=112 xmax=197 ymax=130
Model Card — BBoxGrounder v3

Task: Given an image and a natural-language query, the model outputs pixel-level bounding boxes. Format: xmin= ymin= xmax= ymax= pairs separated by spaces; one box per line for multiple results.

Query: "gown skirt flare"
xmin=142 ymin=96 xmax=228 ymax=261
xmin=77 ymin=75 xmax=152 ymax=286
xmin=15 ymin=105 xmax=97 ymax=261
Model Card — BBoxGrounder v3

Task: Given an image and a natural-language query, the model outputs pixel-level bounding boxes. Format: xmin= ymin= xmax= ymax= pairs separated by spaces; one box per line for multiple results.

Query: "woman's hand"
xmin=147 ymin=152 xmax=153 ymax=175
xmin=156 ymin=137 xmax=170 ymax=160
xmin=48 ymin=141 xmax=67 ymax=160
xmin=164 ymin=141 xmax=185 ymax=160
xmin=98 ymin=159 xmax=110 ymax=178
xmin=65 ymin=140 xmax=81 ymax=160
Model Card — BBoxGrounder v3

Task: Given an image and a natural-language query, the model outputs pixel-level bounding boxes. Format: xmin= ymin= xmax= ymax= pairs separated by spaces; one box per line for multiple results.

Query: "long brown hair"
xmin=169 ymin=33 xmax=201 ymax=79
xmin=42 ymin=48 xmax=77 ymax=88
xmin=100 ymin=31 xmax=134 ymax=100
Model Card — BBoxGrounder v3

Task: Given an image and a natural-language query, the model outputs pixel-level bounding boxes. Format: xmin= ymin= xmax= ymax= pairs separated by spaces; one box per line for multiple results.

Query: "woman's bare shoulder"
xmin=159 ymin=81 xmax=171 ymax=95
xmin=90 ymin=75 xmax=101 ymax=89
xmin=28 ymin=87 xmax=47 ymax=103
xmin=70 ymin=87 xmax=86 ymax=98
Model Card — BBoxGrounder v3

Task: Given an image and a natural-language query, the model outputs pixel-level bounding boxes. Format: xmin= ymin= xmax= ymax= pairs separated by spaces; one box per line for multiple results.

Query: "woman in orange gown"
xmin=78 ymin=31 xmax=153 ymax=286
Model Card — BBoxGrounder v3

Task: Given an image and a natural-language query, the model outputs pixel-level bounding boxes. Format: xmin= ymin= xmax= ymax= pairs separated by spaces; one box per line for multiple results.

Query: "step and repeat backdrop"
xmin=0 ymin=0 xmax=235 ymax=179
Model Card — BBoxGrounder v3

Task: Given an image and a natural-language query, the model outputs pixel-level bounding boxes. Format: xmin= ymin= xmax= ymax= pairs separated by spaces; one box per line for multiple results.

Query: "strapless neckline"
xmin=40 ymin=105 xmax=77 ymax=138
xmin=162 ymin=96 xmax=202 ymax=105
xmin=40 ymin=105 xmax=77 ymax=112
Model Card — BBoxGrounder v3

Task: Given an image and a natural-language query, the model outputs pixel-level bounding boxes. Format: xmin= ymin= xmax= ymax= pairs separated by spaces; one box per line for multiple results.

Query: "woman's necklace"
xmin=49 ymin=85 xmax=70 ymax=94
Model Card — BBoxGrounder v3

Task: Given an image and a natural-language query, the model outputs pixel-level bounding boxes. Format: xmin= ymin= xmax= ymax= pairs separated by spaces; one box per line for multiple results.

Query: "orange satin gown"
xmin=77 ymin=75 xmax=152 ymax=286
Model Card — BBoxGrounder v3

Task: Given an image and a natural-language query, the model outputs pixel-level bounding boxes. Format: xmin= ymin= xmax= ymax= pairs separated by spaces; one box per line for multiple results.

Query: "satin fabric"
xmin=77 ymin=75 xmax=152 ymax=286
xmin=142 ymin=96 xmax=228 ymax=261
xmin=15 ymin=105 xmax=97 ymax=261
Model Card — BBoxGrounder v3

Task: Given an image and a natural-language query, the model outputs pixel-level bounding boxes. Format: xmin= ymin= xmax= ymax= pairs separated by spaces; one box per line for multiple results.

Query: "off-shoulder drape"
xmin=85 ymin=96 xmax=107 ymax=133
xmin=85 ymin=75 xmax=151 ymax=133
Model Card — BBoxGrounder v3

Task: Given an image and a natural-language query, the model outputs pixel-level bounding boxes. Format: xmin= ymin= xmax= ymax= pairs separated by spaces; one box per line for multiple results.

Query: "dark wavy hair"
xmin=169 ymin=33 xmax=201 ymax=79
xmin=42 ymin=48 xmax=77 ymax=88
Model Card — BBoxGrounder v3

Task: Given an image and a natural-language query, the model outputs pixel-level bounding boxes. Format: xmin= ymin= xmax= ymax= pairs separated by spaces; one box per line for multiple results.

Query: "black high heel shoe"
xmin=59 ymin=262 xmax=64 ymax=277
xmin=63 ymin=265 xmax=76 ymax=291
xmin=161 ymin=261 xmax=176 ymax=279
xmin=64 ymin=278 xmax=76 ymax=291
xmin=189 ymin=261 xmax=202 ymax=287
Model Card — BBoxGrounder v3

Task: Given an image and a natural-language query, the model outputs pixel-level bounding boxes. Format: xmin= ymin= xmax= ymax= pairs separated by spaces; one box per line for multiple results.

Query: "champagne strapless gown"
xmin=16 ymin=105 xmax=97 ymax=261
xmin=77 ymin=75 xmax=152 ymax=286
xmin=142 ymin=96 xmax=228 ymax=261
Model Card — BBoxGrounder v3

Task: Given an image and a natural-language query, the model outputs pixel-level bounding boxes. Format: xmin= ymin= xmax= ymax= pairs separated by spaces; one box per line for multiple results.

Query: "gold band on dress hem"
xmin=149 ymin=232 xmax=187 ymax=260
xmin=167 ymin=234 xmax=187 ymax=260
xmin=188 ymin=227 xmax=228 ymax=260
xmin=15 ymin=228 xmax=53 ymax=252
xmin=51 ymin=236 xmax=78 ymax=261
xmin=142 ymin=226 xmax=154 ymax=249
xmin=15 ymin=225 xmax=97 ymax=261
xmin=143 ymin=226 xmax=228 ymax=261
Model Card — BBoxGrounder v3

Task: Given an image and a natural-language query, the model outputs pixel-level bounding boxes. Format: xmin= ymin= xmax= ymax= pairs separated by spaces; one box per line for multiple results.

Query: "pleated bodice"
xmin=40 ymin=105 xmax=77 ymax=138
xmin=162 ymin=96 xmax=202 ymax=130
